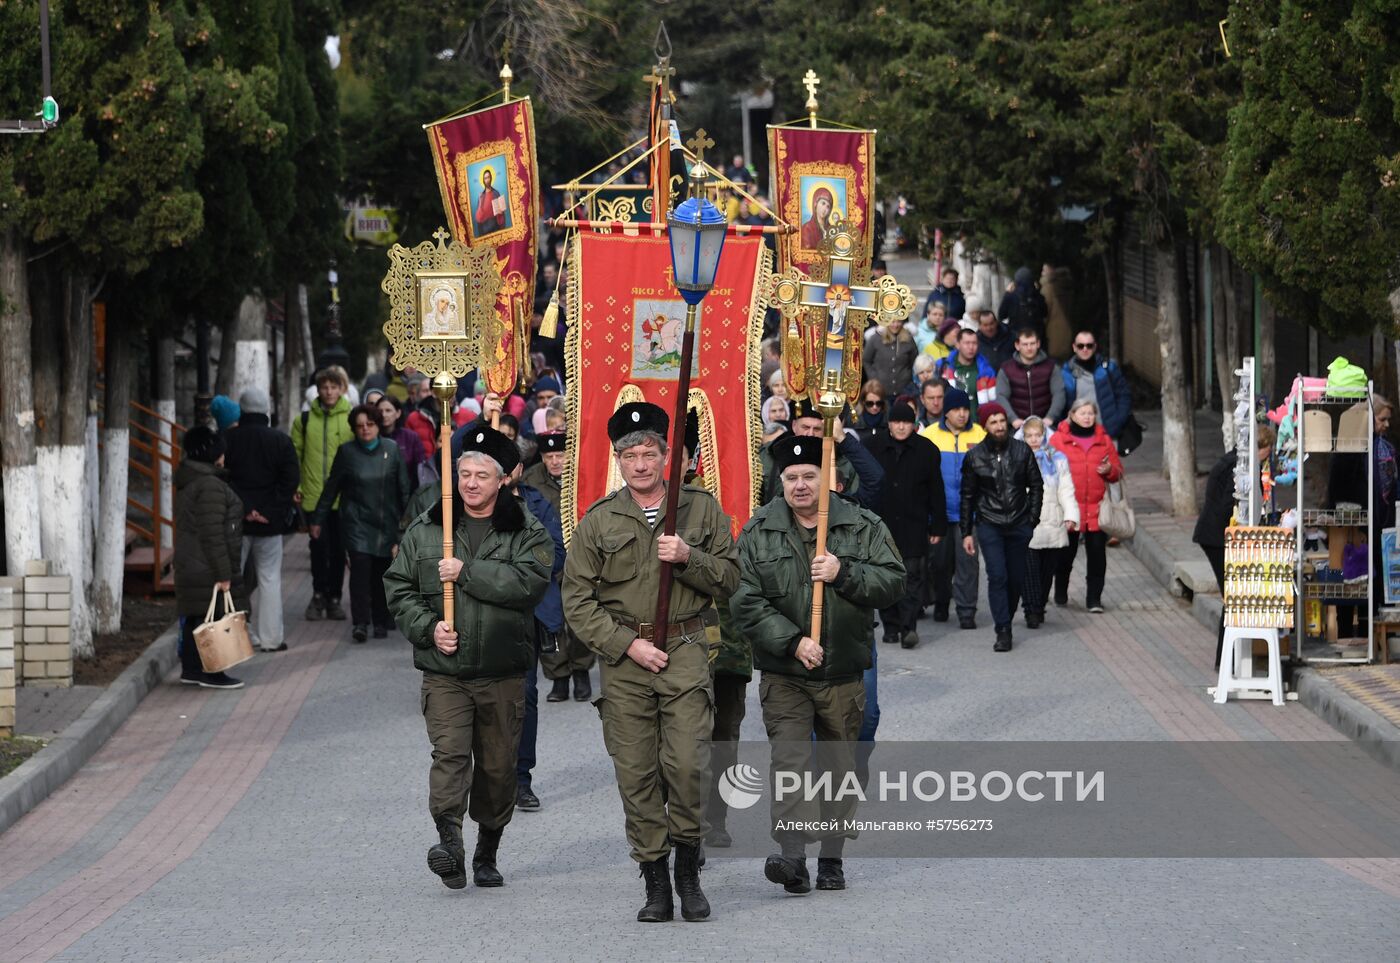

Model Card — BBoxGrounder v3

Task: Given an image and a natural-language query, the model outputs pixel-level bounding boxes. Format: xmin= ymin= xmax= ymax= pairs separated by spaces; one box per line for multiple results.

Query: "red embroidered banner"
xmin=426 ymin=99 xmax=540 ymax=393
xmin=768 ymin=125 xmax=876 ymax=398
xmin=562 ymin=232 xmax=771 ymax=542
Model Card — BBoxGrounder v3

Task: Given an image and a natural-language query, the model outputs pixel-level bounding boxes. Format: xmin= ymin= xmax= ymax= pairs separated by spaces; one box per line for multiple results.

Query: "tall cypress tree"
xmin=1218 ymin=0 xmax=1400 ymax=335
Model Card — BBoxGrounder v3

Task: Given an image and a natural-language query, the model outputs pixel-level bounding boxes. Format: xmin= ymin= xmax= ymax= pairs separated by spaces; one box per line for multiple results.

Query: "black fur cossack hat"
xmin=607 ymin=402 xmax=669 ymax=443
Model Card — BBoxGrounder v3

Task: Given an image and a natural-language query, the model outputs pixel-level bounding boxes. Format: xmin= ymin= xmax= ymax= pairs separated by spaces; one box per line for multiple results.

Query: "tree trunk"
xmin=94 ymin=319 xmax=131 ymax=634
xmin=1211 ymin=246 xmax=1237 ymax=450
xmin=231 ymin=293 xmax=270 ymax=406
xmin=280 ymin=284 xmax=306 ymax=432
xmin=1103 ymin=245 xmax=1123 ymax=364
xmin=55 ymin=271 xmax=95 ymax=658
xmin=1156 ymin=242 xmax=1198 ymax=516
xmin=214 ymin=307 xmax=236 ymax=397
xmin=1259 ymin=294 xmax=1276 ymax=402
xmin=0 ymin=229 xmax=41 ymax=577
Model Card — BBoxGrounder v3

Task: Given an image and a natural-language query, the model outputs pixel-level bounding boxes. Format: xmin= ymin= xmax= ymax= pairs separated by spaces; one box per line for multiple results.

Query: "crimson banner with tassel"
xmin=426 ymin=99 xmax=540 ymax=395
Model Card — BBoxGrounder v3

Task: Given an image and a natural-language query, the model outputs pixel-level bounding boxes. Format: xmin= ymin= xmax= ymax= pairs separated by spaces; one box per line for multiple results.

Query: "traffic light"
xmin=40 ymin=96 xmax=58 ymax=127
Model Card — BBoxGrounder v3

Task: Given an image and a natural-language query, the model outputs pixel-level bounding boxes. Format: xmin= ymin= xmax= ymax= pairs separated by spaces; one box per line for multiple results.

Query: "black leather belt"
xmin=616 ymin=614 xmax=708 ymax=646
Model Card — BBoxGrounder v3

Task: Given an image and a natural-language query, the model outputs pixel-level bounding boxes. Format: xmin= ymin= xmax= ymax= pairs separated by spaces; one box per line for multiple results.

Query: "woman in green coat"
xmin=311 ymin=405 xmax=412 ymax=642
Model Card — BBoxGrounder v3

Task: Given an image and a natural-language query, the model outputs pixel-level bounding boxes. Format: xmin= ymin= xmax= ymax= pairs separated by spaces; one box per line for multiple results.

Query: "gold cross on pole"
xmin=644 ymin=58 xmax=676 ymax=90
xmin=771 ymin=228 xmax=914 ymax=412
xmin=686 ymin=128 xmax=715 ymax=165
xmin=803 ymin=69 xmax=820 ymax=128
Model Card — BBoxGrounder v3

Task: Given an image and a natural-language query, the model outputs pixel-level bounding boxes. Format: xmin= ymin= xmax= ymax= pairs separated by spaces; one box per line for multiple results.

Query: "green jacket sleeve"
xmin=292 ymin=413 xmax=305 ymax=463
xmin=673 ymin=499 xmax=740 ymax=599
xmin=561 ymin=516 xmax=637 ymax=665
xmin=383 ymin=529 xmax=437 ymax=649
xmin=311 ymin=444 xmax=349 ymax=528
xmin=457 ymin=521 xmax=551 ymax=610
xmin=831 ymin=518 xmax=906 ymax=611
xmin=730 ymin=530 xmax=803 ymax=662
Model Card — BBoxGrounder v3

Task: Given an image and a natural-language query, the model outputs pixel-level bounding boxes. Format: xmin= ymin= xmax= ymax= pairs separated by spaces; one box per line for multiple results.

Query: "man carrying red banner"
xmin=561 ymin=402 xmax=738 ymax=924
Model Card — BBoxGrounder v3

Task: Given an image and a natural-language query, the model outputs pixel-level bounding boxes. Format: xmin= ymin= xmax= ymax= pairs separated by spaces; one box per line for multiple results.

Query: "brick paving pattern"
xmin=0 ymin=491 xmax=1398 ymax=958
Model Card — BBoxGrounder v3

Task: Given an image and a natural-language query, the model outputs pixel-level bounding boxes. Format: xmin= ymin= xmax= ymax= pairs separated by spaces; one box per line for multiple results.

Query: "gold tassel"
xmin=538 ymin=295 xmax=560 ymax=339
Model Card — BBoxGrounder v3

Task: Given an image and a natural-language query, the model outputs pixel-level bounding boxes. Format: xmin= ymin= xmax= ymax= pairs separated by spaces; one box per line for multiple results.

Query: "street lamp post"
xmin=652 ymin=130 xmax=727 ymax=652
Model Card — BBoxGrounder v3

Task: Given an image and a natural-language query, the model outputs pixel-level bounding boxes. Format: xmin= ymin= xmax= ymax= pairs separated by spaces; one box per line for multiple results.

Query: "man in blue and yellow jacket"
xmin=919 ymin=387 xmax=985 ymax=629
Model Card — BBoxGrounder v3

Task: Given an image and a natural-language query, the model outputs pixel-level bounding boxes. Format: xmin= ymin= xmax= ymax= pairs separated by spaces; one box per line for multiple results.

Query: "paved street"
xmin=3 ymin=529 xmax=1400 ymax=961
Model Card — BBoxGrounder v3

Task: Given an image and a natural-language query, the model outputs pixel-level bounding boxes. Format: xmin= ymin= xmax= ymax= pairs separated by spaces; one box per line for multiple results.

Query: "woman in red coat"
xmin=1049 ymin=397 xmax=1123 ymax=612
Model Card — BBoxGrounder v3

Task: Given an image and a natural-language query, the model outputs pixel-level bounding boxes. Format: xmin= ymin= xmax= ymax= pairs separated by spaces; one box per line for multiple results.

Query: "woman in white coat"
xmin=1021 ymin=416 xmax=1079 ymax=628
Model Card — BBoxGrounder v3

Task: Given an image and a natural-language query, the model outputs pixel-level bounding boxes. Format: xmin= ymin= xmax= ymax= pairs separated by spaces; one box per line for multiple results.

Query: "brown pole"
xmin=652 ymin=301 xmax=700 ymax=652
xmin=432 ymin=371 xmax=457 ymax=623
xmin=808 ymin=421 xmax=835 ymax=642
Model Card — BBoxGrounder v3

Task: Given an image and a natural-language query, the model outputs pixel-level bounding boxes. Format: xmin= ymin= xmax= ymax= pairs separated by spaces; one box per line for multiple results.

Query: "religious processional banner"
xmin=563 ymin=232 xmax=772 ymax=543
xmin=767 ymin=125 xmax=876 ymax=400
xmin=426 ymin=99 xmax=540 ymax=394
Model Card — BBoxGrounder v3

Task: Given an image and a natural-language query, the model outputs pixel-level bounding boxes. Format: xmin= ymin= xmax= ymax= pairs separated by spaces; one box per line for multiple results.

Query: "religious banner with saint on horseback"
xmin=767 ymin=72 xmax=876 ymax=400
xmin=562 ymin=232 xmax=771 ymax=543
xmin=425 ymin=95 xmax=540 ymax=395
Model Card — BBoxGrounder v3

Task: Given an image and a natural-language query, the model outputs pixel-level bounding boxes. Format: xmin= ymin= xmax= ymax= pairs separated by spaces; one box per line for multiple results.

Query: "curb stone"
xmin=1295 ymin=669 xmax=1400 ymax=772
xmin=0 ymin=621 xmax=178 ymax=835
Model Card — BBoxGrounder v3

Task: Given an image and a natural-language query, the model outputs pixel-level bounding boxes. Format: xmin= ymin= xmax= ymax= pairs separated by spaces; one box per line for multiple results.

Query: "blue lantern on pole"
xmin=667 ymin=163 xmax=727 ymax=306
xmin=652 ymin=137 xmax=728 ymax=653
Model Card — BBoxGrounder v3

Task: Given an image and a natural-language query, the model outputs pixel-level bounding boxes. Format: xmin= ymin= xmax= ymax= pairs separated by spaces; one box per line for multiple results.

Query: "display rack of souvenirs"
xmin=1224 ymin=527 xmax=1296 ymax=629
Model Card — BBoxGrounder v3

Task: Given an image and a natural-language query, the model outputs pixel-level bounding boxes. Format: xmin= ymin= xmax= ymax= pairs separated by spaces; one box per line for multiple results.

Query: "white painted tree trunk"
xmin=38 ymin=444 xmax=92 ymax=656
xmin=93 ymin=327 xmax=131 ymax=634
xmin=231 ymin=294 xmax=270 ymax=407
xmin=1156 ymin=242 xmax=1199 ymax=516
xmin=94 ymin=427 xmax=128 ymax=633
xmin=1211 ymin=246 xmax=1237 ymax=451
xmin=280 ymin=285 xmax=309 ymax=432
xmin=0 ymin=228 xmax=41 ymax=576
xmin=84 ymin=414 xmax=98 ymax=587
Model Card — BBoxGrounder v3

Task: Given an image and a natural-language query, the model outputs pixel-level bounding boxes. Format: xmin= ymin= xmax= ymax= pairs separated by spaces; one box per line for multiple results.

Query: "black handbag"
xmin=1117 ymin=416 xmax=1145 ymax=456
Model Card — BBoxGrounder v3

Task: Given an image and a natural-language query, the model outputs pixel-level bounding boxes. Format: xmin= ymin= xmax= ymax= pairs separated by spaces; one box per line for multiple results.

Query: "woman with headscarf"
xmin=311 ymin=404 xmax=413 ymax=642
xmin=173 ymin=426 xmax=247 ymax=689
xmin=761 ymin=395 xmax=790 ymax=444
xmin=1020 ymin=416 xmax=1079 ymax=628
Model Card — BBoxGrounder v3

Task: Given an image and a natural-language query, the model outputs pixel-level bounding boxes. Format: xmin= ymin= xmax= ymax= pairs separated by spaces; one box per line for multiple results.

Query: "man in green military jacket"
xmin=384 ymin=426 xmax=552 ymax=892
xmin=561 ymin=402 xmax=739 ymax=924
xmin=730 ymin=433 xmax=905 ymax=895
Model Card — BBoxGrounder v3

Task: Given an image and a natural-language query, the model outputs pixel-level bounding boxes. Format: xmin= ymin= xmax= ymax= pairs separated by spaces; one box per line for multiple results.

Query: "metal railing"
xmin=125 ymin=401 xmax=184 ymax=593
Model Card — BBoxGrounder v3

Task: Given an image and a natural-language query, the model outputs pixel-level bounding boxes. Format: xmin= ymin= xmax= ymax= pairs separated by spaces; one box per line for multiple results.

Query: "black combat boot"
xmin=426 ymin=816 xmax=466 ymax=890
xmin=547 ymin=678 xmax=570 ymax=702
xmin=815 ymin=857 xmax=846 ymax=890
xmin=571 ymin=669 xmax=592 ymax=702
xmin=764 ymin=852 xmax=811 ymax=895
xmin=673 ymin=842 xmax=711 ymax=921
xmin=472 ymin=826 xmax=505 ymax=887
xmin=637 ymin=855 xmax=674 ymax=922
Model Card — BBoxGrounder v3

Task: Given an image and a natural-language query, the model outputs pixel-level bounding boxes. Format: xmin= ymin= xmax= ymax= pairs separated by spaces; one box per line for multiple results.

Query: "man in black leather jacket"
xmin=959 ymin=402 xmax=1043 ymax=652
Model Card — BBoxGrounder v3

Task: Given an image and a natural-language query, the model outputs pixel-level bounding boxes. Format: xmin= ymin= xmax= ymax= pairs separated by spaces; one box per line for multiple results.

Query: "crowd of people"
xmin=168 ymin=247 xmax=1142 ymax=919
